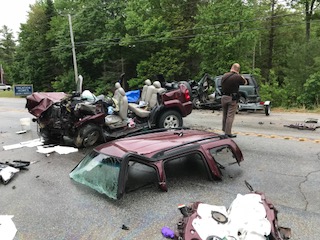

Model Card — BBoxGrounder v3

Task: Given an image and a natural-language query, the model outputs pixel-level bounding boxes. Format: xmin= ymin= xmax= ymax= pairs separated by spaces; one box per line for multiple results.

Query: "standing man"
xmin=221 ymin=63 xmax=247 ymax=138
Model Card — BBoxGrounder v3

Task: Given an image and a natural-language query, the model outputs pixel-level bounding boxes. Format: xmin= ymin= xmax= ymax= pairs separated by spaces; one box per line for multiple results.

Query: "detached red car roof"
xmin=95 ymin=129 xmax=222 ymax=158
xmin=71 ymin=128 xmax=244 ymax=200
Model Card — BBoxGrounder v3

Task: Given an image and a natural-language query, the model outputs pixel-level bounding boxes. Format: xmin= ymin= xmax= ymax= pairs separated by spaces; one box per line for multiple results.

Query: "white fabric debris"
xmin=0 ymin=166 xmax=19 ymax=183
xmin=36 ymin=145 xmax=78 ymax=155
xmin=0 ymin=215 xmax=17 ymax=240
xmin=192 ymin=193 xmax=271 ymax=240
xmin=3 ymin=138 xmax=44 ymax=150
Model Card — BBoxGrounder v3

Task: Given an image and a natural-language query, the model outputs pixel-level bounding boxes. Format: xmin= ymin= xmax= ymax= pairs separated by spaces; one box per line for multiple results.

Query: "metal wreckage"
xmin=69 ymin=128 xmax=291 ymax=240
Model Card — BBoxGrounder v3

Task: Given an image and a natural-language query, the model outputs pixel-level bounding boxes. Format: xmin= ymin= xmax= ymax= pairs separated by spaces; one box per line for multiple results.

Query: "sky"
xmin=0 ymin=0 xmax=36 ymax=38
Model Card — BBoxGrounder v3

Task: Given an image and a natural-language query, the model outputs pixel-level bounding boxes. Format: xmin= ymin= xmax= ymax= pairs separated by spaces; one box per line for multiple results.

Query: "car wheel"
xmin=265 ymin=105 xmax=271 ymax=116
xmin=239 ymin=96 xmax=246 ymax=104
xmin=192 ymin=97 xmax=201 ymax=109
xmin=158 ymin=110 xmax=182 ymax=129
xmin=74 ymin=124 xmax=101 ymax=148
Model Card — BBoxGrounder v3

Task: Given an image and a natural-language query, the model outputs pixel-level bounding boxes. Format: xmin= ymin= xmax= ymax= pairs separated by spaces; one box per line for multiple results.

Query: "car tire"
xmin=192 ymin=97 xmax=201 ymax=109
xmin=265 ymin=105 xmax=271 ymax=116
xmin=158 ymin=110 xmax=183 ymax=129
xmin=74 ymin=124 xmax=101 ymax=148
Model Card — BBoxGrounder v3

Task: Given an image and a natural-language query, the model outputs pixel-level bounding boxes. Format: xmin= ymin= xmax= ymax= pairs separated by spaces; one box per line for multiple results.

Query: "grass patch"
xmin=0 ymin=90 xmax=17 ymax=98
xmin=272 ymin=107 xmax=320 ymax=114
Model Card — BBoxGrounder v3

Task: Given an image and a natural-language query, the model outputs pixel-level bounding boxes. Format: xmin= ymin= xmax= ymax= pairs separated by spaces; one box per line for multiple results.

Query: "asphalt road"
xmin=1 ymin=98 xmax=320 ymax=240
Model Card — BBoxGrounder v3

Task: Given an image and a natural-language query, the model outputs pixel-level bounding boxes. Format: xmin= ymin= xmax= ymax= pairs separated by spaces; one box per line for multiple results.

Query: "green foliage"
xmin=136 ymin=47 xmax=186 ymax=80
xmin=0 ymin=26 xmax=16 ymax=84
xmin=2 ymin=0 xmax=320 ymax=110
xmin=259 ymin=70 xmax=287 ymax=107
xmin=51 ymin=70 xmax=76 ymax=93
xmin=298 ymin=72 xmax=320 ymax=108
xmin=191 ymin=0 xmax=258 ymax=75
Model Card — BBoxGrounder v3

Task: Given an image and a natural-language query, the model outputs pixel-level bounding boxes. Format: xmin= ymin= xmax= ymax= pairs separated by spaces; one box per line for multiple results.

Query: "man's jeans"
xmin=221 ymin=95 xmax=237 ymax=135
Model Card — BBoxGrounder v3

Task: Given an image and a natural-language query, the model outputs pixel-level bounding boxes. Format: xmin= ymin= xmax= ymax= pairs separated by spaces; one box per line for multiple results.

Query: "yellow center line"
xmin=203 ymin=128 xmax=320 ymax=144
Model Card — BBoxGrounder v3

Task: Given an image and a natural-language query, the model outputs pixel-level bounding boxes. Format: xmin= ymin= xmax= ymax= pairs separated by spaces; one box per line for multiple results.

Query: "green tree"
xmin=191 ymin=0 xmax=259 ymax=76
xmin=11 ymin=0 xmax=60 ymax=91
xmin=0 ymin=25 xmax=16 ymax=84
xmin=124 ymin=0 xmax=201 ymax=82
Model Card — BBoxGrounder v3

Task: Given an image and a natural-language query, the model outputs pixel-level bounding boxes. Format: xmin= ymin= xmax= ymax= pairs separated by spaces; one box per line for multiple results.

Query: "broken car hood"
xmin=26 ymin=92 xmax=67 ymax=117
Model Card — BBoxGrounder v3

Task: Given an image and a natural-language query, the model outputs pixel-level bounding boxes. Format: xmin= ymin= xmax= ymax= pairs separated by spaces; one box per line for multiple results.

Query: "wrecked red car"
xmin=174 ymin=182 xmax=291 ymax=240
xmin=69 ymin=128 xmax=244 ymax=200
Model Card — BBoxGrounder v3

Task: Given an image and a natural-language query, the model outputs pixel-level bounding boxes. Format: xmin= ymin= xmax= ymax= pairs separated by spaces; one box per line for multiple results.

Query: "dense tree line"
xmin=0 ymin=0 xmax=319 ymax=108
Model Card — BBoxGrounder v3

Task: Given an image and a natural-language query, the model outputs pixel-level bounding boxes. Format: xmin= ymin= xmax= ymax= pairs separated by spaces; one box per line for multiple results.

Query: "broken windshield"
xmin=69 ymin=151 xmax=121 ymax=200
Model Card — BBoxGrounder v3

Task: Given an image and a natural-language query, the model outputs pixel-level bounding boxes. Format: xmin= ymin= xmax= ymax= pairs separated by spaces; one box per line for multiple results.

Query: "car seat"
xmin=105 ymin=87 xmax=128 ymax=129
xmin=128 ymin=81 xmax=165 ymax=119
xmin=141 ymin=79 xmax=152 ymax=102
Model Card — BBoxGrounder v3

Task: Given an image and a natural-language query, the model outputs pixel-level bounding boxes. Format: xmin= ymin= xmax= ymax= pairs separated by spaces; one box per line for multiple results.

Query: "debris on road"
xmin=0 ymin=215 xmax=17 ymax=240
xmin=0 ymin=161 xmax=30 ymax=184
xmin=161 ymin=226 xmax=174 ymax=239
xmin=36 ymin=145 xmax=78 ymax=155
xmin=121 ymin=224 xmax=129 ymax=231
xmin=2 ymin=139 xmax=77 ymax=155
xmin=305 ymin=118 xmax=318 ymax=123
xmin=3 ymin=138 xmax=44 ymax=151
xmin=284 ymin=123 xmax=320 ymax=131
xmin=173 ymin=182 xmax=291 ymax=240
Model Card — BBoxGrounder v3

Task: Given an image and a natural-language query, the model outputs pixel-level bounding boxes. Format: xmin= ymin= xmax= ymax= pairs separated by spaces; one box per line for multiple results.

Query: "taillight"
xmin=185 ymin=89 xmax=190 ymax=101
xmin=260 ymin=101 xmax=264 ymax=105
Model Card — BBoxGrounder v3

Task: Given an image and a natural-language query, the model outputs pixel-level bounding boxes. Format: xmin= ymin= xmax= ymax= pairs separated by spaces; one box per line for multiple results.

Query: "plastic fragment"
xmin=161 ymin=226 xmax=175 ymax=239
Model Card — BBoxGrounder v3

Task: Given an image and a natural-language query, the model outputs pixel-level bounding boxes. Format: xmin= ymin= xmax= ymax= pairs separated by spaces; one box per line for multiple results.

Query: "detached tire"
xmin=158 ymin=110 xmax=183 ymax=129
xmin=74 ymin=124 xmax=101 ymax=148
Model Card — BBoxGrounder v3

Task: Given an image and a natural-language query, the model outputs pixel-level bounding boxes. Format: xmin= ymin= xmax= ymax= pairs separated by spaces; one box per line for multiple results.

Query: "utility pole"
xmin=0 ymin=64 xmax=3 ymax=84
xmin=68 ymin=14 xmax=79 ymax=84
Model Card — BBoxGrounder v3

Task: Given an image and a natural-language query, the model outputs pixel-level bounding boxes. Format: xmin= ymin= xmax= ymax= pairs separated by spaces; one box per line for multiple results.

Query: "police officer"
xmin=221 ymin=63 xmax=247 ymax=138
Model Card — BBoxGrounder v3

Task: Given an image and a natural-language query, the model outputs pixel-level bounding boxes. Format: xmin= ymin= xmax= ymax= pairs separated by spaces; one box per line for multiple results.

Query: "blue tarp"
xmin=126 ymin=90 xmax=140 ymax=103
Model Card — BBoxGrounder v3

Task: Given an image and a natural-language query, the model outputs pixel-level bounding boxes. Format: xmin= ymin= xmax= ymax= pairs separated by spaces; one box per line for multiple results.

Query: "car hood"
xmin=26 ymin=92 xmax=67 ymax=117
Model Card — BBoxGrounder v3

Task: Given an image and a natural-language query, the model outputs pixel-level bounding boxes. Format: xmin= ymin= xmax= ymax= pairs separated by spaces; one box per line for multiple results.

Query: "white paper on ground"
xmin=3 ymin=138 xmax=44 ymax=150
xmin=0 ymin=215 xmax=17 ymax=240
xmin=37 ymin=145 xmax=78 ymax=155
xmin=0 ymin=166 xmax=20 ymax=183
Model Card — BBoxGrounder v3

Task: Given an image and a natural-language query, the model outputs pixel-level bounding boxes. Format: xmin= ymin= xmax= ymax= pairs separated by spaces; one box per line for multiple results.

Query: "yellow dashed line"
xmin=202 ymin=128 xmax=320 ymax=144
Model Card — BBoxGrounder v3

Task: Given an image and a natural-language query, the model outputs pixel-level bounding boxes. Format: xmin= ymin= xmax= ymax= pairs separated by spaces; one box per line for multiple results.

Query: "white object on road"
xmin=0 ymin=215 xmax=17 ymax=240
xmin=36 ymin=145 xmax=78 ymax=155
xmin=3 ymin=138 xmax=44 ymax=150
xmin=19 ymin=118 xmax=31 ymax=131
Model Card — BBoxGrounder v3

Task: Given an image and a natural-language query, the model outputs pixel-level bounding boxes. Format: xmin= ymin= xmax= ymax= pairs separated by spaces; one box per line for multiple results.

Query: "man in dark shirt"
xmin=221 ymin=63 xmax=247 ymax=138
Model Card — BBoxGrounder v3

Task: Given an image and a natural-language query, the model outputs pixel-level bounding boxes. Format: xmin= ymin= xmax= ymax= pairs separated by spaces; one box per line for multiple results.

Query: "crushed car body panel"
xmin=26 ymin=92 xmax=67 ymax=117
xmin=175 ymin=187 xmax=291 ymax=240
xmin=70 ymin=128 xmax=244 ymax=199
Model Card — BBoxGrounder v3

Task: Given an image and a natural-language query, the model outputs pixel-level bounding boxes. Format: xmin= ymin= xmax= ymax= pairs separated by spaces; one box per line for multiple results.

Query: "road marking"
xmin=234 ymin=131 xmax=320 ymax=144
xmin=204 ymin=128 xmax=320 ymax=144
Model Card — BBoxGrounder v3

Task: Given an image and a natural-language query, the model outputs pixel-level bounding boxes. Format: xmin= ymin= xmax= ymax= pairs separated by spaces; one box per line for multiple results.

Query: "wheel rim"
xmin=163 ymin=115 xmax=180 ymax=128
xmin=83 ymin=130 xmax=100 ymax=147
xmin=193 ymin=98 xmax=201 ymax=109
